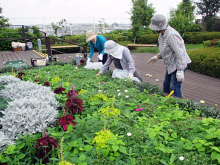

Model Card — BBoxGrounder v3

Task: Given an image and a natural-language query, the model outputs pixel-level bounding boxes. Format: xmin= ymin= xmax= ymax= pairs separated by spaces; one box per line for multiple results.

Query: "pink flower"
xmin=78 ymin=71 xmax=80 ymax=72
xmin=102 ymin=82 xmax=106 ymax=84
xmin=136 ymin=109 xmax=140 ymax=111
xmin=149 ymin=108 xmax=151 ymax=110
xmin=152 ymin=93 xmax=154 ymax=95
xmin=185 ymin=128 xmax=187 ymax=130
xmin=196 ymin=119 xmax=198 ymax=120
xmin=140 ymin=108 xmax=143 ymax=110
xmin=153 ymin=105 xmax=155 ymax=106
xmin=138 ymin=105 xmax=140 ymax=106
xmin=201 ymin=118 xmax=203 ymax=120
xmin=144 ymin=103 xmax=146 ymax=105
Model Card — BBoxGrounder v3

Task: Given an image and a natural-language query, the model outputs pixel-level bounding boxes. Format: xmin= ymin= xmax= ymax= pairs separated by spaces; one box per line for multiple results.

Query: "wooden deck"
xmin=0 ymin=51 xmax=219 ymax=110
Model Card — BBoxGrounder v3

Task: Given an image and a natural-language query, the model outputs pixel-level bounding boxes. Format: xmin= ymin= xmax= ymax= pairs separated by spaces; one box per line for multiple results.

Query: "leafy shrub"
xmin=183 ymin=32 xmax=220 ymax=44
xmin=137 ymin=34 xmax=159 ymax=44
xmin=187 ymin=47 xmax=220 ymax=78
xmin=203 ymin=40 xmax=211 ymax=47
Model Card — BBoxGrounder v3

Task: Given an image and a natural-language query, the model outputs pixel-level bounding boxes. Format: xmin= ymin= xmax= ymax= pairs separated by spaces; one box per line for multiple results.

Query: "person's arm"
xmin=123 ymin=48 xmax=135 ymax=74
xmin=99 ymin=56 xmax=113 ymax=74
xmin=88 ymin=41 xmax=95 ymax=58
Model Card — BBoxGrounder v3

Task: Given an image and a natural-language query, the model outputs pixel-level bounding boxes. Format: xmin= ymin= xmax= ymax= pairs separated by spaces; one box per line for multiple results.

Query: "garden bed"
xmin=0 ymin=61 xmax=219 ymax=165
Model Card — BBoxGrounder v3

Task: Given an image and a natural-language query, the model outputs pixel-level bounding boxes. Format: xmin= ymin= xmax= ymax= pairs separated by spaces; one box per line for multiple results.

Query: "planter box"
xmin=4 ymin=60 xmax=26 ymax=68
xmin=12 ymin=47 xmax=22 ymax=52
xmin=31 ymin=57 xmax=57 ymax=67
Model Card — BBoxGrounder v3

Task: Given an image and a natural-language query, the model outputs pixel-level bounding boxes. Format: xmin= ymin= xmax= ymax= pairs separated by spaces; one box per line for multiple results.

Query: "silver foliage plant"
xmin=0 ymin=75 xmax=59 ymax=151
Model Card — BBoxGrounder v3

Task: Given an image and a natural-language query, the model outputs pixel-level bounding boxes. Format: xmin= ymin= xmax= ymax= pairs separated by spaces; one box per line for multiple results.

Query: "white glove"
xmin=127 ymin=73 xmax=134 ymax=79
xmin=147 ymin=56 xmax=158 ymax=65
xmin=176 ymin=70 xmax=184 ymax=82
xmin=97 ymin=54 xmax=103 ymax=60
xmin=86 ymin=58 xmax=91 ymax=65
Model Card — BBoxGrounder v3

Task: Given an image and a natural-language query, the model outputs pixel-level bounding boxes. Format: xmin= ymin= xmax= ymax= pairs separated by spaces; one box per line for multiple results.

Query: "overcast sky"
xmin=1 ymin=0 xmax=200 ymax=25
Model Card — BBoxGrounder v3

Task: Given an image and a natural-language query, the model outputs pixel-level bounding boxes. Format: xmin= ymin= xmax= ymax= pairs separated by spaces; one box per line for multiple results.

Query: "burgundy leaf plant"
xmin=54 ymin=79 xmax=66 ymax=94
xmin=16 ymin=67 xmax=25 ymax=80
xmin=44 ymin=78 xmax=50 ymax=87
xmin=36 ymin=128 xmax=58 ymax=164
xmin=57 ymin=107 xmax=77 ymax=131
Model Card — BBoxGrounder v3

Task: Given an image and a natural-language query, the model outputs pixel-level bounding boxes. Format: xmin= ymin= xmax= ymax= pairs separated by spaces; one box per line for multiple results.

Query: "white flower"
xmin=125 ymin=96 xmax=129 ymax=98
xmin=179 ymin=156 xmax=184 ymax=161
xmin=118 ymin=92 xmax=121 ymax=96
xmin=146 ymin=74 xmax=149 ymax=77
xmin=124 ymin=90 xmax=128 ymax=92
xmin=117 ymin=89 xmax=120 ymax=92
xmin=75 ymin=67 xmax=78 ymax=69
xmin=149 ymin=75 xmax=152 ymax=77
xmin=127 ymin=133 xmax=132 ymax=136
xmin=200 ymin=100 xmax=205 ymax=104
xmin=156 ymin=79 xmax=159 ymax=82
xmin=98 ymin=90 xmax=102 ymax=93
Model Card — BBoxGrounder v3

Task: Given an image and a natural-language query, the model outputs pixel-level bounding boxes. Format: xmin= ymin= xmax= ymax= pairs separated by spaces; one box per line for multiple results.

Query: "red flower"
xmin=65 ymin=97 xmax=84 ymax=115
xmin=36 ymin=128 xmax=58 ymax=164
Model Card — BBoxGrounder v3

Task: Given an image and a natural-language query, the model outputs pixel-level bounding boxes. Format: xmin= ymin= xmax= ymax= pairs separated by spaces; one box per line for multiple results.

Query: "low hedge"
xmin=183 ymin=32 xmax=220 ymax=44
xmin=187 ymin=47 xmax=220 ymax=78
xmin=137 ymin=34 xmax=159 ymax=44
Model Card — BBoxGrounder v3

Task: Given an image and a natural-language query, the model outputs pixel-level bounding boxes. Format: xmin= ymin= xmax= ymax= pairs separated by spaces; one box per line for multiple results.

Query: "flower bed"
xmin=0 ymin=61 xmax=219 ymax=165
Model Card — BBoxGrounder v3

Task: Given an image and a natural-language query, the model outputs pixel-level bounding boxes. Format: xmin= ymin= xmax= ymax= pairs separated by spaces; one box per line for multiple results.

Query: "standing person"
xmin=96 ymin=40 xmax=143 ymax=82
xmin=147 ymin=14 xmax=191 ymax=98
xmin=86 ymin=30 xmax=108 ymax=65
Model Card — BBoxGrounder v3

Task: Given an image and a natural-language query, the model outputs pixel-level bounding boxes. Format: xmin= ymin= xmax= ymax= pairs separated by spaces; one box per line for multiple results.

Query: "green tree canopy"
xmin=129 ymin=0 xmax=155 ymax=43
xmin=0 ymin=7 xmax=9 ymax=29
xmin=176 ymin=0 xmax=196 ymax=21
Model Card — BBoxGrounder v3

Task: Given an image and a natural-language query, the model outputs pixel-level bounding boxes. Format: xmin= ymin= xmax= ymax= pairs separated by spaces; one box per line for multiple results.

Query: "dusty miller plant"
xmin=0 ymin=75 xmax=59 ymax=151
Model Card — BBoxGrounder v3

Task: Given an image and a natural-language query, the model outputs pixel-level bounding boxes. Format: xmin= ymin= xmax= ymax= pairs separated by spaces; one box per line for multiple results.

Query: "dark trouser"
xmin=163 ymin=68 xmax=186 ymax=98
xmin=113 ymin=58 xmax=143 ymax=82
xmin=98 ymin=53 xmax=108 ymax=65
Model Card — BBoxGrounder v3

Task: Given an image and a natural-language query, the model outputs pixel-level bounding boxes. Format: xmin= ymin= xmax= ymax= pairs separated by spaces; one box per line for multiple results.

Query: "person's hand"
xmin=97 ymin=54 xmax=103 ymax=60
xmin=147 ymin=56 xmax=158 ymax=65
xmin=86 ymin=58 xmax=91 ymax=65
xmin=176 ymin=70 xmax=184 ymax=82
xmin=96 ymin=72 xmax=101 ymax=76
xmin=127 ymin=73 xmax=134 ymax=79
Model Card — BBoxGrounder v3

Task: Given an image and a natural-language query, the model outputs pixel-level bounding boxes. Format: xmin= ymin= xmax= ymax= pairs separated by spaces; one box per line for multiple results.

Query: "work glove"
xmin=127 ymin=73 xmax=134 ymax=79
xmin=147 ymin=56 xmax=158 ymax=65
xmin=97 ymin=54 xmax=103 ymax=60
xmin=176 ymin=70 xmax=184 ymax=82
xmin=86 ymin=58 xmax=91 ymax=65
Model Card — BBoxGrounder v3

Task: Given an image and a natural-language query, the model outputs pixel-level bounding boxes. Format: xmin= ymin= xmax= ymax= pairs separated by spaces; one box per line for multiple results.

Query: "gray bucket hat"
xmin=104 ymin=40 xmax=119 ymax=54
xmin=149 ymin=14 xmax=168 ymax=31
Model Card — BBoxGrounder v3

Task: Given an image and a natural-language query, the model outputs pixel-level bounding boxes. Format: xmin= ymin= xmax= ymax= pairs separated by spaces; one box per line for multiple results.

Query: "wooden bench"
xmin=127 ymin=44 xmax=158 ymax=53
xmin=51 ymin=45 xmax=80 ymax=49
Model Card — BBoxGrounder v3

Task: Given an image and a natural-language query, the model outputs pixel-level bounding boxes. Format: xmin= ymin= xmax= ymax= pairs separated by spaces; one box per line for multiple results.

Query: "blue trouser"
xmin=163 ymin=68 xmax=186 ymax=98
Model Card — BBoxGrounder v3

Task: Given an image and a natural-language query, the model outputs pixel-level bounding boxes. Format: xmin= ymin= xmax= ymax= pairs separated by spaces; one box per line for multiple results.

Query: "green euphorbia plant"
xmin=57 ymin=107 xmax=77 ymax=131
xmin=35 ymin=128 xmax=58 ymax=164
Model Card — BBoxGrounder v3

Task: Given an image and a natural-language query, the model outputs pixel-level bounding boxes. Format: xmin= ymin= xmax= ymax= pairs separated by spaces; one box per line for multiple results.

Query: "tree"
xmin=176 ymin=0 xmax=196 ymax=22
xmin=98 ymin=18 xmax=108 ymax=34
xmin=51 ymin=19 xmax=71 ymax=37
xmin=129 ymin=0 xmax=155 ymax=43
xmin=168 ymin=0 xmax=198 ymax=37
xmin=195 ymin=0 xmax=220 ymax=31
xmin=0 ymin=7 xmax=9 ymax=29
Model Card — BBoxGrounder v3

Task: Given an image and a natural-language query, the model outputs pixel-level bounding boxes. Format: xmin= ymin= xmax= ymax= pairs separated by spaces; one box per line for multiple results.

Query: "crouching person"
xmin=96 ymin=40 xmax=143 ymax=82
